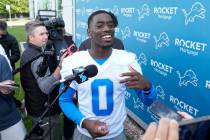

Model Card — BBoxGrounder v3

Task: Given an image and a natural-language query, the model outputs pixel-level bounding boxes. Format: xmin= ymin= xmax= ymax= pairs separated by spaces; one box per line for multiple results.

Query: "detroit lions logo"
xmin=138 ymin=53 xmax=147 ymax=66
xmin=78 ymin=72 xmax=87 ymax=83
xmin=156 ymin=85 xmax=165 ymax=100
xmin=137 ymin=4 xmax=150 ymax=21
xmin=133 ymin=97 xmax=144 ymax=110
xmin=121 ymin=26 xmax=131 ymax=40
xmin=182 ymin=2 xmax=206 ymax=25
xmin=176 ymin=69 xmax=198 ymax=87
xmin=125 ymin=91 xmax=131 ymax=100
xmin=154 ymin=32 xmax=170 ymax=49
xmin=111 ymin=5 xmax=119 ymax=15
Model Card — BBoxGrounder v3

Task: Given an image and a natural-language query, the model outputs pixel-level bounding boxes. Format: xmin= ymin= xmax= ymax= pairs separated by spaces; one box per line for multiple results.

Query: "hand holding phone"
xmin=0 ymin=83 xmax=19 ymax=89
xmin=149 ymin=100 xmax=183 ymax=121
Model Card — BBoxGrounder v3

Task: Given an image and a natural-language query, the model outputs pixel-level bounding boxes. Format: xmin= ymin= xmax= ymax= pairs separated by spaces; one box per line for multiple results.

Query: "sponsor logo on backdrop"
xmin=170 ymin=95 xmax=199 ymax=116
xmin=125 ymin=91 xmax=131 ymax=100
xmin=156 ymin=85 xmax=165 ymax=100
xmin=175 ymin=38 xmax=207 ymax=56
xmin=137 ymin=4 xmax=150 ymax=21
xmin=76 ymin=33 xmax=87 ymax=43
xmin=182 ymin=2 xmax=206 ymax=25
xmin=101 ymin=8 xmax=110 ymax=12
xmin=121 ymin=26 xmax=131 ymax=40
xmin=154 ymin=6 xmax=178 ymax=20
xmin=111 ymin=5 xmax=120 ymax=15
xmin=151 ymin=59 xmax=173 ymax=77
xmin=115 ymin=27 xmax=120 ymax=36
xmin=77 ymin=21 xmax=87 ymax=29
xmin=154 ymin=32 xmax=170 ymax=49
xmin=206 ymin=80 xmax=210 ymax=90
xmin=133 ymin=97 xmax=144 ymax=110
xmin=176 ymin=69 xmax=198 ymax=87
xmin=138 ymin=53 xmax=147 ymax=66
xmin=121 ymin=8 xmax=135 ymax=17
xmin=76 ymin=7 xmax=86 ymax=16
xmin=133 ymin=30 xmax=151 ymax=43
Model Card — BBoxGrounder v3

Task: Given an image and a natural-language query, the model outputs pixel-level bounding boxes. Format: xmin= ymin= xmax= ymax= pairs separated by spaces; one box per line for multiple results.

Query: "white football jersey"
xmin=61 ymin=49 xmax=142 ymax=139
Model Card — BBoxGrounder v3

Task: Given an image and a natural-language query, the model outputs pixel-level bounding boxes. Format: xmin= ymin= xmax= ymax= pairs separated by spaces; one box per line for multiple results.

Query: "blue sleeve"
xmin=136 ymin=84 xmax=156 ymax=106
xmin=59 ymin=83 xmax=85 ymax=125
xmin=0 ymin=55 xmax=12 ymax=81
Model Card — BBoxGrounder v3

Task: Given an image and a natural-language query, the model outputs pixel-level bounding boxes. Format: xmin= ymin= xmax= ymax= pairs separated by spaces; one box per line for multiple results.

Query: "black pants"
xmin=63 ymin=114 xmax=75 ymax=139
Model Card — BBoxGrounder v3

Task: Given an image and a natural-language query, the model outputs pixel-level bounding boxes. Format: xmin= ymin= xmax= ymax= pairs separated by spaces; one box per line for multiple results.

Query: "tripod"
xmin=24 ymin=82 xmax=69 ymax=140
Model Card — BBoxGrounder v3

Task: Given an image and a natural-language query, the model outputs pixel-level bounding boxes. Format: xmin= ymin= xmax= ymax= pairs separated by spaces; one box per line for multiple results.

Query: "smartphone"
xmin=179 ymin=116 xmax=210 ymax=140
xmin=149 ymin=100 xmax=182 ymax=121
xmin=4 ymin=83 xmax=19 ymax=88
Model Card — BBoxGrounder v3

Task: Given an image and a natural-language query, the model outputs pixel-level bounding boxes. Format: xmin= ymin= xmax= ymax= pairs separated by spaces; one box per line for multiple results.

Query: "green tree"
xmin=0 ymin=0 xmax=29 ymax=16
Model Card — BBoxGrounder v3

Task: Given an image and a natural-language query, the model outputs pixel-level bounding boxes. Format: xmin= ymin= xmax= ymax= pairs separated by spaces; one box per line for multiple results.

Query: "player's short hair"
xmin=87 ymin=10 xmax=118 ymax=28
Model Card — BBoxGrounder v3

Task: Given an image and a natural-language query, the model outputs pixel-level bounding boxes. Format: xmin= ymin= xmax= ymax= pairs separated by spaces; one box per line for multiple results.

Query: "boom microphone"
xmin=12 ymin=51 xmax=54 ymax=75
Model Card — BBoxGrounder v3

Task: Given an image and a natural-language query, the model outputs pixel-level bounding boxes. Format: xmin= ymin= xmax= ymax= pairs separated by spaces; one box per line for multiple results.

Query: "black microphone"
xmin=36 ymin=44 xmax=54 ymax=77
xmin=49 ymin=65 xmax=98 ymax=97
xmin=60 ymin=64 xmax=98 ymax=85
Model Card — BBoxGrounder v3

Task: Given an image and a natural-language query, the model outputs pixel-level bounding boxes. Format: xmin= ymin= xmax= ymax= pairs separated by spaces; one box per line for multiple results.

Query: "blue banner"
xmin=75 ymin=0 xmax=210 ymax=126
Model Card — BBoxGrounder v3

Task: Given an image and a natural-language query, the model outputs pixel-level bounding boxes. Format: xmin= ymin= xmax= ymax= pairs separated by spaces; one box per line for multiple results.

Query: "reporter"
xmin=0 ymin=55 xmax=26 ymax=140
xmin=20 ymin=20 xmax=62 ymax=140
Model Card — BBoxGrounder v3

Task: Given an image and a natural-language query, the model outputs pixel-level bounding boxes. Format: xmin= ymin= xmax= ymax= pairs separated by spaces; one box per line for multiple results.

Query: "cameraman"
xmin=20 ymin=20 xmax=63 ymax=140
xmin=45 ymin=17 xmax=77 ymax=140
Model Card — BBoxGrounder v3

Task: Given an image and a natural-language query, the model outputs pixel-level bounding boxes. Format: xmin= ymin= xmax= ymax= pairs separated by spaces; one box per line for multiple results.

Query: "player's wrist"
xmin=81 ymin=118 xmax=89 ymax=128
xmin=143 ymin=80 xmax=151 ymax=92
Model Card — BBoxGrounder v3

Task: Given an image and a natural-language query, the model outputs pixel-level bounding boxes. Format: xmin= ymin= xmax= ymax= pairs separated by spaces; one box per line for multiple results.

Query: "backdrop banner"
xmin=75 ymin=0 xmax=210 ymax=128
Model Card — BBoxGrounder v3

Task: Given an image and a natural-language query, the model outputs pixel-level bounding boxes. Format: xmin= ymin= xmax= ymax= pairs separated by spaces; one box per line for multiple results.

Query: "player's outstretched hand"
xmin=120 ymin=65 xmax=150 ymax=90
xmin=82 ymin=119 xmax=109 ymax=138
xmin=142 ymin=118 xmax=179 ymax=140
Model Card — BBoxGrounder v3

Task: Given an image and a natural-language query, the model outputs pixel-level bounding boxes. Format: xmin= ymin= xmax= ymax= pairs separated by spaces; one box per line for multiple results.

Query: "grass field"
xmin=8 ymin=26 xmax=25 ymax=102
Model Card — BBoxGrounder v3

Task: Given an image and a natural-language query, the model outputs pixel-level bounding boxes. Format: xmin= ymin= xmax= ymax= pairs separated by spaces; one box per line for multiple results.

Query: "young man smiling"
xmin=59 ymin=10 xmax=156 ymax=140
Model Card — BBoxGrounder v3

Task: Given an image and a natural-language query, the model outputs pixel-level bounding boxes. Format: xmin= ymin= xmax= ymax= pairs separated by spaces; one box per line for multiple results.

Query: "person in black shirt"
xmin=79 ymin=37 xmax=124 ymax=51
xmin=0 ymin=20 xmax=20 ymax=70
xmin=0 ymin=20 xmax=22 ymax=110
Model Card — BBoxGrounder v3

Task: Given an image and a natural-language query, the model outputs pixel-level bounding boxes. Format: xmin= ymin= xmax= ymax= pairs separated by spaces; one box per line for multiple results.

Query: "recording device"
xmin=43 ymin=17 xmax=65 ymax=40
xmin=60 ymin=64 xmax=98 ymax=85
xmin=149 ymin=100 xmax=183 ymax=121
xmin=0 ymin=83 xmax=19 ymax=89
xmin=36 ymin=44 xmax=54 ymax=77
xmin=60 ymin=44 xmax=78 ymax=56
xmin=13 ymin=50 xmax=53 ymax=75
xmin=179 ymin=115 xmax=210 ymax=140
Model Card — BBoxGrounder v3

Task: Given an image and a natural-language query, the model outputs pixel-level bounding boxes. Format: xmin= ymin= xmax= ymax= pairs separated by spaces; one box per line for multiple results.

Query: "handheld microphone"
xmin=36 ymin=51 xmax=54 ymax=77
xmin=60 ymin=64 xmax=98 ymax=84
xmin=60 ymin=44 xmax=78 ymax=57
xmin=50 ymin=65 xmax=98 ymax=95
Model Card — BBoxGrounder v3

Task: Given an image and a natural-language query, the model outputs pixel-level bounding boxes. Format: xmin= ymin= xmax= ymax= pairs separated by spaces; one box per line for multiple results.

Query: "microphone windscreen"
xmin=85 ymin=65 xmax=98 ymax=78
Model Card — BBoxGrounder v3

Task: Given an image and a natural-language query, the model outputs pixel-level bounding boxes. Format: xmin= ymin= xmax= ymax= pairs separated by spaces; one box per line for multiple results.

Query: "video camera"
xmin=37 ymin=10 xmax=65 ymax=40
xmin=43 ymin=18 xmax=65 ymax=40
